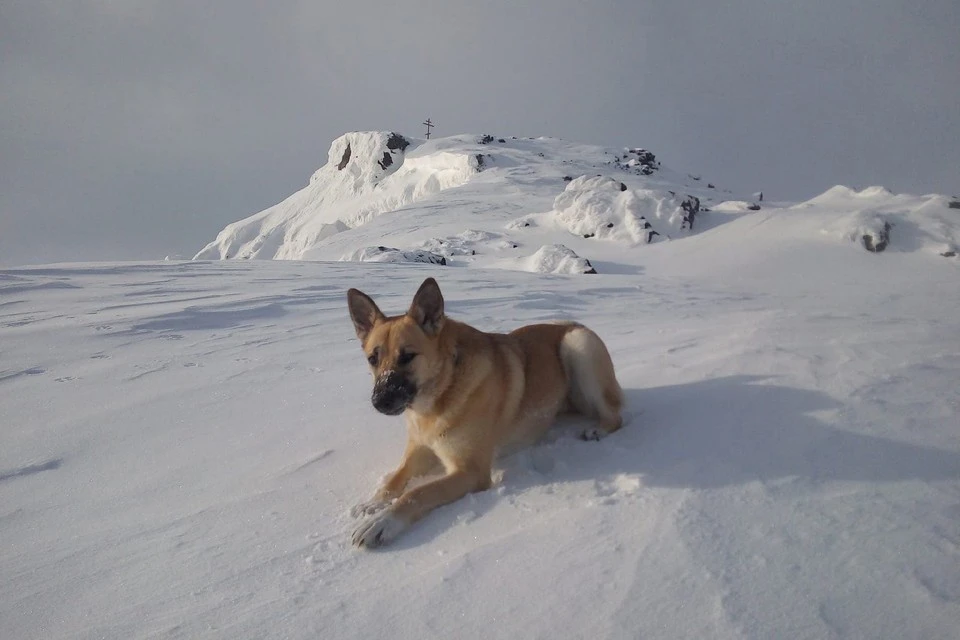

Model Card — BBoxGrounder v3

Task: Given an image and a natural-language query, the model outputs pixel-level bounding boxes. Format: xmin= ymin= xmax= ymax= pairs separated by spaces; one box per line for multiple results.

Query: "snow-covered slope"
xmin=194 ymin=132 xmax=480 ymax=261
xmin=194 ymin=132 xmax=738 ymax=273
xmin=3 ymin=132 xmax=960 ymax=639
xmin=196 ymin=132 xmax=959 ymax=275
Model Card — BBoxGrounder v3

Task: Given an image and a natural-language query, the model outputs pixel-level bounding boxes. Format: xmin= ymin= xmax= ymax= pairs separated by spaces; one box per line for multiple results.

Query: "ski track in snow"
xmin=1 ymin=255 xmax=958 ymax=639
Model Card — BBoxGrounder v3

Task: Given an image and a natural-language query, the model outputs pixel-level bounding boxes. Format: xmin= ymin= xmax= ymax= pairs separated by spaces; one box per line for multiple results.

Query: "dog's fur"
xmin=347 ymin=277 xmax=623 ymax=548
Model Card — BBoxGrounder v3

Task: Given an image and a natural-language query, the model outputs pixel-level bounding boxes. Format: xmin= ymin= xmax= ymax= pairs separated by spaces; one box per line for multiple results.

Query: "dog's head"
xmin=347 ymin=277 xmax=447 ymax=416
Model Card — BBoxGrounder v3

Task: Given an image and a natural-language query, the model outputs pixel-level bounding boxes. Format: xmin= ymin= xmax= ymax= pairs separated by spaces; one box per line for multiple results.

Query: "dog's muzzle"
xmin=371 ymin=370 xmax=416 ymax=416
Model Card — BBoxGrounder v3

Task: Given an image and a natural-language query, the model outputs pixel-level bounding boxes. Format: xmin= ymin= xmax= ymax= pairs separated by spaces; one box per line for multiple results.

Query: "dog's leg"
xmin=352 ymin=466 xmax=491 ymax=548
xmin=350 ymin=443 xmax=439 ymax=518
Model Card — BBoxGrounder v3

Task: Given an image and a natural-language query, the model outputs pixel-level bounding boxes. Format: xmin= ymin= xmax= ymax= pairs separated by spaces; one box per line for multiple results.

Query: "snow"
xmin=551 ymin=175 xmax=699 ymax=244
xmin=712 ymin=200 xmax=761 ymax=213
xmin=195 ymin=132 xmax=733 ymax=268
xmin=511 ymin=244 xmax=597 ymax=275
xmin=805 ymin=186 xmax=960 ymax=257
xmin=193 ymin=132 xmax=478 ymax=261
xmin=3 ymin=132 xmax=960 ymax=639
xmin=342 ymin=246 xmax=448 ymax=266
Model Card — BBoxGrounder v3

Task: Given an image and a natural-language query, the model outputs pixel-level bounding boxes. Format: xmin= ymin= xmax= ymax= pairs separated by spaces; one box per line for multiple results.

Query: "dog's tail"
xmin=559 ymin=325 xmax=624 ymax=434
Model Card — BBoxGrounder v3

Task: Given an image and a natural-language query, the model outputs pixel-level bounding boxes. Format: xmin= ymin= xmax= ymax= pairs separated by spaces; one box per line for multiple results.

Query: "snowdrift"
xmin=550 ymin=175 xmax=700 ymax=243
xmin=806 ymin=186 xmax=960 ymax=257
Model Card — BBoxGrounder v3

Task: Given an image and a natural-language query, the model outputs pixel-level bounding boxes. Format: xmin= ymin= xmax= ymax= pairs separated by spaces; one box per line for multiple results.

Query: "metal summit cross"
xmin=423 ymin=118 xmax=434 ymax=140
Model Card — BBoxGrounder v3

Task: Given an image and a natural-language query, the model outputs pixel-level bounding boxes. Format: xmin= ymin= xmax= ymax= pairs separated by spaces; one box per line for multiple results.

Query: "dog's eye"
xmin=397 ymin=351 xmax=417 ymax=366
xmin=367 ymin=349 xmax=379 ymax=366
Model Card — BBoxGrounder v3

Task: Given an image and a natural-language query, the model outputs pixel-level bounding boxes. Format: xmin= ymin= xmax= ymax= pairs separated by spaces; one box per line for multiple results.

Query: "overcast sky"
xmin=2 ymin=1 xmax=958 ymax=266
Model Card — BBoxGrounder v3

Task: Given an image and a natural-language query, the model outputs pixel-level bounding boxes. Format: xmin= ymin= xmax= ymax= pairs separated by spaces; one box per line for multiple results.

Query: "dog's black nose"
xmin=371 ymin=371 xmax=415 ymax=415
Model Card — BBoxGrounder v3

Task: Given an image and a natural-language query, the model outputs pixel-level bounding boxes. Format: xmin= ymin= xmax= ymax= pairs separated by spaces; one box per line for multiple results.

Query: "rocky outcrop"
xmin=862 ymin=221 xmax=892 ymax=253
xmin=613 ymin=148 xmax=660 ymax=175
xmin=345 ymin=246 xmax=447 ymax=265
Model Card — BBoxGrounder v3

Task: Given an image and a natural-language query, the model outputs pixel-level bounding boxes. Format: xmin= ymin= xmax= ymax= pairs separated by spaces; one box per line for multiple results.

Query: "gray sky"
xmin=2 ymin=0 xmax=958 ymax=266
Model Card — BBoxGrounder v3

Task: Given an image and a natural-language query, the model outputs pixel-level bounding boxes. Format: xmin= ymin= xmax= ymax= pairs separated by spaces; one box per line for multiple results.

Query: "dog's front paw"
xmin=350 ymin=498 xmax=391 ymax=519
xmin=352 ymin=510 xmax=407 ymax=549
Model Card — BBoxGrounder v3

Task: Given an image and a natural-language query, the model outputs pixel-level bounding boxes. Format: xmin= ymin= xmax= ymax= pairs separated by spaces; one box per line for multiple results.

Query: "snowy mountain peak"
xmin=315 ymin=131 xmax=411 ymax=188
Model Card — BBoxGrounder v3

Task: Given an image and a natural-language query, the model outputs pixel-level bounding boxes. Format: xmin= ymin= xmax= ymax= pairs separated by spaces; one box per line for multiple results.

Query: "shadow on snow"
xmin=381 ymin=375 xmax=960 ymax=549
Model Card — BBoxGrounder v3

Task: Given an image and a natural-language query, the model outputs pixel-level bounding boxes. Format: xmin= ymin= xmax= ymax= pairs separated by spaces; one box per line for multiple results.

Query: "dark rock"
xmin=563 ymin=176 xmax=573 ymax=181
xmin=583 ymin=259 xmax=598 ymax=275
xmin=619 ymin=182 xmax=627 ymax=192
xmin=337 ymin=144 xmax=352 ymax=170
xmin=386 ymin=133 xmax=410 ymax=152
xmin=606 ymin=222 xmax=614 ymax=228
xmin=377 ymin=152 xmax=393 ymax=170
xmin=583 ymin=233 xmax=595 ymax=239
xmin=949 ymin=200 xmax=960 ymax=209
xmin=497 ymin=138 xmax=505 ymax=143
xmin=479 ymin=134 xmax=494 ymax=144
xmin=747 ymin=203 xmax=761 ymax=211
xmin=613 ymin=147 xmax=660 ymax=176
xmin=707 ymin=183 xmax=715 ymax=189
xmin=680 ymin=195 xmax=700 ymax=230
xmin=638 ymin=216 xmax=660 ymax=243
xmin=941 ymin=250 xmax=957 ymax=257
xmin=370 ymin=246 xmax=447 ymax=265
xmin=475 ymin=154 xmax=485 ymax=170
xmin=862 ymin=222 xmax=892 ymax=252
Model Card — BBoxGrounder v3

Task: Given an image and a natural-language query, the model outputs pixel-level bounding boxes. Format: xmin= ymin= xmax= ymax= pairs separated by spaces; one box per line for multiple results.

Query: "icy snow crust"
xmin=4 ymin=133 xmax=960 ymax=639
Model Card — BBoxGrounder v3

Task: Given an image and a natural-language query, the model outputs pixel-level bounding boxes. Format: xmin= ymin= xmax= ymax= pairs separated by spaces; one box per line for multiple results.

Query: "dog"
xmin=347 ymin=277 xmax=623 ymax=548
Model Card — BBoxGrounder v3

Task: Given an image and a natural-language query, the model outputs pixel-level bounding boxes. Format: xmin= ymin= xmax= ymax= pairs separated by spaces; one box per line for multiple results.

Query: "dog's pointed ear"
xmin=408 ymin=277 xmax=444 ymax=335
xmin=347 ymin=288 xmax=385 ymax=342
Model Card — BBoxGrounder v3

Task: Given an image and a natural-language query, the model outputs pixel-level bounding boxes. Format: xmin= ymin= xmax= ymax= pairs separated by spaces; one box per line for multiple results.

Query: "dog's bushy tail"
xmin=559 ymin=325 xmax=623 ymax=434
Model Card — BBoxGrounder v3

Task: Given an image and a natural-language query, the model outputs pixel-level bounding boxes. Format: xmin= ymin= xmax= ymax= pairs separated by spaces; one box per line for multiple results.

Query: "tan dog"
xmin=347 ymin=277 xmax=623 ymax=548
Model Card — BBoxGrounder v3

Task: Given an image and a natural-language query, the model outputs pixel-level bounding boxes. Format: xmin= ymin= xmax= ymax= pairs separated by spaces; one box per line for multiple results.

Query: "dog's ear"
xmin=347 ymin=288 xmax=385 ymax=342
xmin=408 ymin=277 xmax=444 ymax=336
